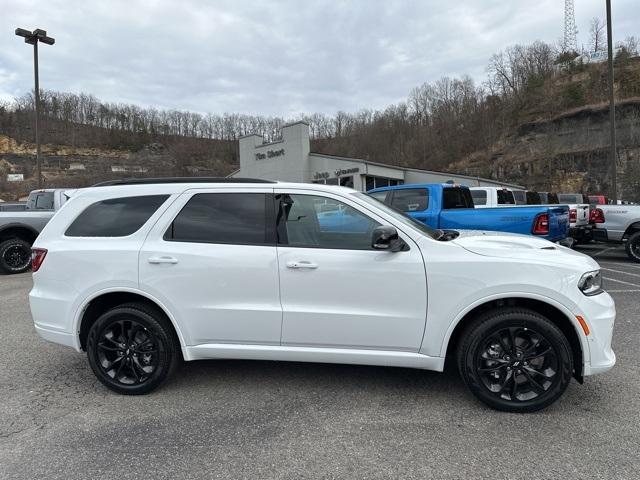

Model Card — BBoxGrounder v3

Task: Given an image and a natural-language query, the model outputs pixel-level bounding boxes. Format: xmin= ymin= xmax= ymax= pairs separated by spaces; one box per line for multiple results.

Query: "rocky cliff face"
xmin=448 ymin=99 xmax=640 ymax=202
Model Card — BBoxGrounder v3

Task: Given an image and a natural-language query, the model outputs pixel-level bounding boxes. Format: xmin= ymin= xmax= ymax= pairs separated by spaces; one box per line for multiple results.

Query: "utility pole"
xmin=605 ymin=0 xmax=617 ymax=204
xmin=15 ymin=28 xmax=55 ymax=189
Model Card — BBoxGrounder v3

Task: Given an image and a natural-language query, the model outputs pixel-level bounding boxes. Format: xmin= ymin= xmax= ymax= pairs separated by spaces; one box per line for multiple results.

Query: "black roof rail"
xmin=91 ymin=177 xmax=276 ymax=187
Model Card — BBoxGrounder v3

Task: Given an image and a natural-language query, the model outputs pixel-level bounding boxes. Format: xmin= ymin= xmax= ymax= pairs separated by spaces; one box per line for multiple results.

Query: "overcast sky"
xmin=0 ymin=0 xmax=637 ymax=117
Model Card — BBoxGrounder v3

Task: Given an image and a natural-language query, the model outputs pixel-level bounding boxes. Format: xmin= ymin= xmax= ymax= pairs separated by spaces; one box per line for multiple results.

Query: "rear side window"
xmin=66 ymin=195 xmax=169 ymax=237
xmin=391 ymin=189 xmax=428 ymax=212
xmin=368 ymin=191 xmax=389 ymax=203
xmin=166 ymin=193 xmax=271 ymax=245
xmin=442 ymin=188 xmax=474 ymax=209
xmin=470 ymin=190 xmax=487 ymax=205
xmin=497 ymin=189 xmax=515 ymax=205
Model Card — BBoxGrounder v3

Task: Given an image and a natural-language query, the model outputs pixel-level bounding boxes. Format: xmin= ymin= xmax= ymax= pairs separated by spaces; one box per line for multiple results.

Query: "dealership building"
xmin=230 ymin=121 xmax=521 ymax=190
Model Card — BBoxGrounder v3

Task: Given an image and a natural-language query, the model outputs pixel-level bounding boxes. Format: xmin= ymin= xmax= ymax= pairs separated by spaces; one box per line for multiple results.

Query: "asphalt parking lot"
xmin=0 ymin=244 xmax=638 ymax=480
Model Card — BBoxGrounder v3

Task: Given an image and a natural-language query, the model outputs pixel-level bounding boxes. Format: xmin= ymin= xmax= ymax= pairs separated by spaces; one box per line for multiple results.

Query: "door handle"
xmin=286 ymin=261 xmax=318 ymax=269
xmin=148 ymin=256 xmax=178 ymax=265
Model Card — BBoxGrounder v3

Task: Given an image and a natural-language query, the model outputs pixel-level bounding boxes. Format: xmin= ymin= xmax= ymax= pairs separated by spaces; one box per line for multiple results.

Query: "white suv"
xmin=29 ymin=178 xmax=616 ymax=412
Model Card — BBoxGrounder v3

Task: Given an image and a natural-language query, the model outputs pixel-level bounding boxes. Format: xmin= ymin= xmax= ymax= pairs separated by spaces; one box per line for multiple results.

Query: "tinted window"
xmin=526 ymin=191 xmax=542 ymax=204
xmin=167 ymin=193 xmax=270 ymax=245
xmin=391 ymin=189 xmax=429 ymax=212
xmin=442 ymin=188 xmax=474 ymax=209
xmin=497 ymin=189 xmax=515 ymax=205
xmin=27 ymin=192 xmax=54 ymax=210
xmin=66 ymin=195 xmax=168 ymax=237
xmin=368 ymin=191 xmax=388 ymax=203
xmin=470 ymin=190 xmax=487 ymax=205
xmin=558 ymin=194 xmax=583 ymax=204
xmin=277 ymin=194 xmax=380 ymax=250
xmin=511 ymin=190 xmax=526 ymax=204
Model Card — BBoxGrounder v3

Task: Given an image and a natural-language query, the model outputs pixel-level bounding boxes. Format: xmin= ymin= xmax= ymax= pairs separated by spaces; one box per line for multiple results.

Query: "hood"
xmin=451 ymin=230 xmax=596 ymax=265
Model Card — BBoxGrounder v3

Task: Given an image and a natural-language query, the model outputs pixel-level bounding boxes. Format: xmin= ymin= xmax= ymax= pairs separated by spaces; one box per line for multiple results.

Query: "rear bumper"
xmin=569 ymin=226 xmax=591 ymax=240
xmin=33 ymin=324 xmax=77 ymax=349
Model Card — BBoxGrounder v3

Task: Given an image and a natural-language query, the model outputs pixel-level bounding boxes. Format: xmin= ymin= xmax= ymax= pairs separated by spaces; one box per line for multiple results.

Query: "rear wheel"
xmin=457 ymin=307 xmax=573 ymax=412
xmin=86 ymin=303 xmax=178 ymax=395
xmin=0 ymin=238 xmax=32 ymax=274
xmin=625 ymin=232 xmax=640 ymax=263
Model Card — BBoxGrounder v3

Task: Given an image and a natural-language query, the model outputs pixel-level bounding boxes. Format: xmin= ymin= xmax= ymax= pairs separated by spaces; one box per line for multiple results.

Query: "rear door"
xmin=275 ymin=188 xmax=427 ymax=351
xmin=139 ymin=188 xmax=282 ymax=346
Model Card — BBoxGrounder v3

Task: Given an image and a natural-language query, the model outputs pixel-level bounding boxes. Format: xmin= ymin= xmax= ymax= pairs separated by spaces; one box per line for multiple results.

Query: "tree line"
xmin=0 ymin=34 xmax=638 ymax=172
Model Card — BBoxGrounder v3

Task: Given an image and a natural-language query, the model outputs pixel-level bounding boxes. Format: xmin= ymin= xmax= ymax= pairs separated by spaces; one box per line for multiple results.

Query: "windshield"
xmin=352 ymin=192 xmax=440 ymax=239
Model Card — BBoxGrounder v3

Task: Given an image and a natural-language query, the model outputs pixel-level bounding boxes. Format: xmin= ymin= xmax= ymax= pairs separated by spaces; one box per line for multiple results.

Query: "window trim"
xmin=275 ymin=191 xmax=386 ymax=251
xmin=162 ymin=192 xmax=276 ymax=247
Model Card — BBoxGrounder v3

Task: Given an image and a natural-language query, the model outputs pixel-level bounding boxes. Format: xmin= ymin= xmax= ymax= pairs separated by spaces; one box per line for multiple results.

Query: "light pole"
xmin=605 ymin=0 xmax=617 ymax=204
xmin=15 ymin=28 xmax=55 ymax=189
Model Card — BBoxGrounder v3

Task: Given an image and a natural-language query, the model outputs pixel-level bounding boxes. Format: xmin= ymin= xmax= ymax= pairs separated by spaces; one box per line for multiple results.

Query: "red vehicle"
xmin=588 ymin=194 xmax=609 ymax=205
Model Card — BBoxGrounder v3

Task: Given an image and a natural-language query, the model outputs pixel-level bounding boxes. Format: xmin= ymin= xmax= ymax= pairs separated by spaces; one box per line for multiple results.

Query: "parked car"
xmin=0 ymin=189 xmax=73 ymax=274
xmin=369 ymin=184 xmax=569 ymax=242
xmin=590 ymin=204 xmax=640 ymax=262
xmin=469 ymin=187 xmax=516 ymax=207
xmin=588 ymin=194 xmax=609 ymax=205
xmin=30 ymin=177 xmax=615 ymax=412
xmin=541 ymin=193 xmax=590 ymax=244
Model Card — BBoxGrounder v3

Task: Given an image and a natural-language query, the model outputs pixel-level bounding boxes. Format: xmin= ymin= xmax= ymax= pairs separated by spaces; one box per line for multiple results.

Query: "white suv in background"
xmin=29 ymin=178 xmax=616 ymax=412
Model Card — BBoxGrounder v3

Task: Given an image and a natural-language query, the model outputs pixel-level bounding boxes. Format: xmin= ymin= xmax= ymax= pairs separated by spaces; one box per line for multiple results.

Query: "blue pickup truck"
xmin=368 ymin=183 xmax=569 ymax=242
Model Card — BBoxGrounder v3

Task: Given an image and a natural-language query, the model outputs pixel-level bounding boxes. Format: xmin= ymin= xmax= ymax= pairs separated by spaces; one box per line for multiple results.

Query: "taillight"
xmin=590 ymin=208 xmax=605 ymax=224
xmin=569 ymin=208 xmax=577 ymax=222
xmin=31 ymin=248 xmax=47 ymax=272
xmin=532 ymin=213 xmax=549 ymax=235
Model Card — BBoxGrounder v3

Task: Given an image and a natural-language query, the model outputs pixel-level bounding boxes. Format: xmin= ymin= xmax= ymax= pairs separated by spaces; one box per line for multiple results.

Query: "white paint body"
xmin=29 ymin=182 xmax=616 ymax=377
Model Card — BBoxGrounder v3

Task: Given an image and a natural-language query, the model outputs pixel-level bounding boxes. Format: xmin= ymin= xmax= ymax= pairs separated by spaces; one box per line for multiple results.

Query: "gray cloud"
xmin=0 ymin=0 xmax=637 ymax=117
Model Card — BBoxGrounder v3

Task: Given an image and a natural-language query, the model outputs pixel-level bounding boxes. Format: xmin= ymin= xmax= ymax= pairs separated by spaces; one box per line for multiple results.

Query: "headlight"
xmin=578 ymin=270 xmax=604 ymax=296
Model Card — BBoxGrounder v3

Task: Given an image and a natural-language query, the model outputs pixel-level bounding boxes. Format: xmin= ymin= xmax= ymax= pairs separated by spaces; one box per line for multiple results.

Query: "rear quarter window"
xmin=470 ymin=190 xmax=487 ymax=206
xmin=65 ymin=195 xmax=169 ymax=237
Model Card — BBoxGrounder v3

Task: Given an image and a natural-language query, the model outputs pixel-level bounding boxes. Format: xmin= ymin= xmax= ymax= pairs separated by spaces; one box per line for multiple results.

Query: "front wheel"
xmin=625 ymin=231 xmax=640 ymax=263
xmin=86 ymin=303 xmax=178 ymax=395
xmin=457 ymin=308 xmax=573 ymax=412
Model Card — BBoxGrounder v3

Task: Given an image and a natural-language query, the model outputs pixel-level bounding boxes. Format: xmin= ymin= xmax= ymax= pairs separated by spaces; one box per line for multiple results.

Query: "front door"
xmin=275 ymin=189 xmax=427 ymax=352
xmin=139 ymin=189 xmax=282 ymax=346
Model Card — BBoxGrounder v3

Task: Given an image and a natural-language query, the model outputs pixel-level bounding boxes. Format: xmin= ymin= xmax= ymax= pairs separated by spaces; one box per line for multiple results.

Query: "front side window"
xmin=166 ymin=193 xmax=271 ymax=245
xmin=391 ymin=189 xmax=429 ymax=212
xmin=277 ymin=194 xmax=380 ymax=250
xmin=470 ymin=190 xmax=487 ymax=206
xmin=66 ymin=195 xmax=169 ymax=237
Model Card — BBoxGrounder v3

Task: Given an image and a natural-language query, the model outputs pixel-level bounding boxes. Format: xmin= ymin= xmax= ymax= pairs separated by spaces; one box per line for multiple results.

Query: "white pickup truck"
xmin=0 ymin=189 xmax=73 ymax=274
xmin=471 ymin=187 xmax=590 ymax=245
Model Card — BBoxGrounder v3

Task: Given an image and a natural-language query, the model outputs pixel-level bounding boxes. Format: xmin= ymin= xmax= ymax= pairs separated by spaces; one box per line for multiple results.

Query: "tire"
xmin=86 ymin=302 xmax=179 ymax=395
xmin=0 ymin=238 xmax=32 ymax=274
xmin=625 ymin=231 xmax=640 ymax=264
xmin=457 ymin=307 xmax=573 ymax=413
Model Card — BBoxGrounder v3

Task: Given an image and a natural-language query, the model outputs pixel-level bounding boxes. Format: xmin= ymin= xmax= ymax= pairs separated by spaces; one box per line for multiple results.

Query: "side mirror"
xmin=371 ymin=226 xmax=407 ymax=252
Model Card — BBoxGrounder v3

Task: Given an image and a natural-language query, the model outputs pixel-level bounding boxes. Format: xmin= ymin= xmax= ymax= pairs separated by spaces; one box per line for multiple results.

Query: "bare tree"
xmin=590 ymin=17 xmax=607 ymax=53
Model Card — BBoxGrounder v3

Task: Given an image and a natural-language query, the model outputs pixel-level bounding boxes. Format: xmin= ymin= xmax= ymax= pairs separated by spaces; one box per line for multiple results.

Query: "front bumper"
xmin=580 ymin=291 xmax=616 ymax=376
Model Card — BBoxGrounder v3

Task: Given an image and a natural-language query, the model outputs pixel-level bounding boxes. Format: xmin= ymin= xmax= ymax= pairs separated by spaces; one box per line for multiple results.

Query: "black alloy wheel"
xmin=87 ymin=303 xmax=178 ymax=394
xmin=458 ymin=307 xmax=573 ymax=412
xmin=625 ymin=231 xmax=640 ymax=264
xmin=0 ymin=238 xmax=32 ymax=274
xmin=475 ymin=327 xmax=558 ymax=402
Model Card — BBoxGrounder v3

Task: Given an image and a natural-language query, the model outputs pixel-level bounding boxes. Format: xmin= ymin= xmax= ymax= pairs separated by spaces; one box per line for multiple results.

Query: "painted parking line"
xmin=601 ymin=267 xmax=640 ymax=278
xmin=603 ymin=276 xmax=640 ymax=288
xmin=599 ymin=261 xmax=640 ymax=270
xmin=590 ymin=247 xmax=623 ymax=257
